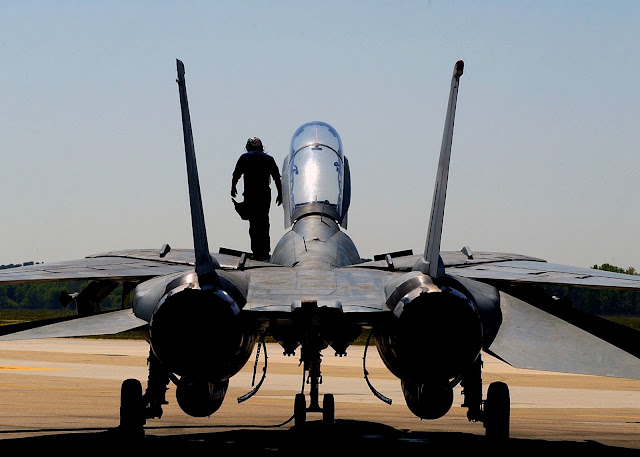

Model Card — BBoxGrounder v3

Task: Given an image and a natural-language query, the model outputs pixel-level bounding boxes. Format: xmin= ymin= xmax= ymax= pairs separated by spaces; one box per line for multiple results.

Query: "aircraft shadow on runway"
xmin=0 ymin=419 xmax=636 ymax=455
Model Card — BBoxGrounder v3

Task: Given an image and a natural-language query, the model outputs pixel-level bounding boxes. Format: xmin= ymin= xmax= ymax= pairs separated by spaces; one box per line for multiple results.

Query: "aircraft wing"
xmin=2 ymin=253 xmax=638 ymax=379
xmin=0 ymin=248 xmax=274 ymax=285
xmin=0 ymin=308 xmax=147 ymax=341
xmin=448 ymin=258 xmax=640 ymax=290
xmin=0 ymin=248 xmax=276 ymax=340
xmin=353 ymin=249 xmax=640 ymax=379
xmin=355 ymin=250 xmax=640 ymax=291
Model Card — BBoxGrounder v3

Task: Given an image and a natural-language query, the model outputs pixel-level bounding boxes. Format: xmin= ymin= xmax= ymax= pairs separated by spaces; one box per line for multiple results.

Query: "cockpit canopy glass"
xmin=288 ymin=121 xmax=344 ymax=221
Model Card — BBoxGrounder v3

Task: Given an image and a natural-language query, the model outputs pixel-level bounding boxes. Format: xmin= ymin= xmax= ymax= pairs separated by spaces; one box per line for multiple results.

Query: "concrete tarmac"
xmin=0 ymin=338 xmax=638 ymax=454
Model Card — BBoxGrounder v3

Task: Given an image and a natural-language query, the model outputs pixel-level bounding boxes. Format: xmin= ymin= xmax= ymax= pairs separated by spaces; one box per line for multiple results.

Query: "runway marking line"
xmin=574 ymin=413 xmax=640 ymax=420
xmin=0 ymin=383 xmax=113 ymax=394
xmin=0 ymin=365 xmax=63 ymax=372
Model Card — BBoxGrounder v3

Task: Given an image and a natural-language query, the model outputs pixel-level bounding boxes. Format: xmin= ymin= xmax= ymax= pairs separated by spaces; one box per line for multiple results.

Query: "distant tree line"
xmin=542 ymin=263 xmax=640 ymax=316
xmin=0 ymin=280 xmax=124 ymax=311
xmin=0 ymin=261 xmax=38 ymax=269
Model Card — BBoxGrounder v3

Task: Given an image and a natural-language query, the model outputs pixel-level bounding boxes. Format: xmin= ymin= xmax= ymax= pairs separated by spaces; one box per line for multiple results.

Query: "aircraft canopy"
xmin=287 ymin=121 xmax=347 ymax=223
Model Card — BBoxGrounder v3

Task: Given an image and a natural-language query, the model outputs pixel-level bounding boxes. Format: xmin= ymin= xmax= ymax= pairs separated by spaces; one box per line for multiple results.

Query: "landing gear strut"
xmin=119 ymin=350 xmax=170 ymax=437
xmin=461 ymin=354 xmax=510 ymax=439
xmin=292 ymin=305 xmax=336 ymax=428
xmin=142 ymin=350 xmax=170 ymax=419
xmin=293 ymin=342 xmax=336 ymax=427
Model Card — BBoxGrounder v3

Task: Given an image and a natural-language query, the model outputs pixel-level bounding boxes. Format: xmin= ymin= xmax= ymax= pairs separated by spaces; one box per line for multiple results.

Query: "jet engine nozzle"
xmin=150 ymin=284 xmax=256 ymax=381
xmin=175 ymin=377 xmax=228 ymax=417
xmin=376 ymin=275 xmax=482 ymax=382
xmin=402 ymin=379 xmax=454 ymax=420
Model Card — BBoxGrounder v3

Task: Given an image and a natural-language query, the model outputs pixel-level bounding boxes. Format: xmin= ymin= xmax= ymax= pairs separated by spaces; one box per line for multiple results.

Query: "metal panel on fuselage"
xmin=244 ymin=266 xmax=392 ymax=314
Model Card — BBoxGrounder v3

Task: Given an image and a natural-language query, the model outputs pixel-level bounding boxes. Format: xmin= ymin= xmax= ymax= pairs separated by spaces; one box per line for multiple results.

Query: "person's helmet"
xmin=245 ymin=137 xmax=264 ymax=152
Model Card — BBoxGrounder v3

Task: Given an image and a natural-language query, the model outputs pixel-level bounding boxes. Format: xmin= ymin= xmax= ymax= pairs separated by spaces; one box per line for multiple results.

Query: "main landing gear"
xmin=461 ymin=355 xmax=510 ymax=439
xmin=119 ymin=378 xmax=145 ymax=438
xmin=484 ymin=381 xmax=510 ymax=439
xmin=118 ymin=351 xmax=170 ymax=438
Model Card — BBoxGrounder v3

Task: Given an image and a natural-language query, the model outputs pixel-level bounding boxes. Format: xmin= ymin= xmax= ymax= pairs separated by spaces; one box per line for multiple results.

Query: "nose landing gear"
xmin=294 ymin=392 xmax=335 ymax=428
xmin=293 ymin=337 xmax=335 ymax=428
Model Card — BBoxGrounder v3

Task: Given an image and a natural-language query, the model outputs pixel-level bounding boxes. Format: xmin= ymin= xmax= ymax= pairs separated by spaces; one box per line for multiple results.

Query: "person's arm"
xmin=270 ymin=159 xmax=283 ymax=206
xmin=274 ymin=175 xmax=283 ymax=206
xmin=231 ymin=175 xmax=239 ymax=198
xmin=231 ymin=157 xmax=243 ymax=198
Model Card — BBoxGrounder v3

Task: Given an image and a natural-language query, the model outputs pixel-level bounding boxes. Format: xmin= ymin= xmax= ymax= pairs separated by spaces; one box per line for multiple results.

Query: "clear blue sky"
xmin=1 ymin=1 xmax=638 ymax=270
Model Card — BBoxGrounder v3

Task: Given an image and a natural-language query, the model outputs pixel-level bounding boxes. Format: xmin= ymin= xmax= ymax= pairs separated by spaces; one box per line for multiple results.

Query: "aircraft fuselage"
xmin=271 ymin=215 xmax=360 ymax=269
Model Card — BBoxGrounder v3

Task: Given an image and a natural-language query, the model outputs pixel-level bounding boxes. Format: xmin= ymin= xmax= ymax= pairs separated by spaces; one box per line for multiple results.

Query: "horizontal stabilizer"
xmin=0 ymin=309 xmax=147 ymax=341
xmin=487 ymin=292 xmax=640 ymax=379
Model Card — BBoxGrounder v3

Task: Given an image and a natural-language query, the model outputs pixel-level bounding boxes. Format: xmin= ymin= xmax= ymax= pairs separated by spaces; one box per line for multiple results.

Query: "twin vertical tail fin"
xmin=176 ymin=59 xmax=220 ymax=287
xmin=176 ymin=58 xmax=462 ymax=283
xmin=413 ymin=60 xmax=464 ymax=278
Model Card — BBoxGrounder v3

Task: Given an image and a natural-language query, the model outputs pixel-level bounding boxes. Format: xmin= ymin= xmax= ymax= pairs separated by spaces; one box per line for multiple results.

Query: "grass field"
xmin=605 ymin=315 xmax=640 ymax=331
xmin=0 ymin=309 xmax=76 ymax=324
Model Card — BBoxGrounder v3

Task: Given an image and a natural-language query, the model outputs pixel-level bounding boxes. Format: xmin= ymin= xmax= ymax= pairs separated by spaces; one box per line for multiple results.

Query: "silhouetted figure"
xmin=231 ymin=137 xmax=282 ymax=261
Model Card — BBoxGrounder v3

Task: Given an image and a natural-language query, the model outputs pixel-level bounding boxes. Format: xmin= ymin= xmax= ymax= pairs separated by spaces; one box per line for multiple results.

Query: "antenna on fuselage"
xmin=176 ymin=59 xmax=221 ymax=287
xmin=413 ymin=60 xmax=464 ymax=279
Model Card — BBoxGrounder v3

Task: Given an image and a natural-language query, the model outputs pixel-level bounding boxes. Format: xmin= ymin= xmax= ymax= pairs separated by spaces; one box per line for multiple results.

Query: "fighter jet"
xmin=1 ymin=60 xmax=639 ymax=440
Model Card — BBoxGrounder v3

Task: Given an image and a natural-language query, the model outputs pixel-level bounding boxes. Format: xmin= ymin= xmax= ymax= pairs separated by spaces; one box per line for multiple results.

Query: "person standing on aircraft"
xmin=231 ymin=137 xmax=283 ymax=261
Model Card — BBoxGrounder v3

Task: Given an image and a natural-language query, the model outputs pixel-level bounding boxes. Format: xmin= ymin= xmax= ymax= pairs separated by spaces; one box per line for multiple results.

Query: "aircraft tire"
xmin=294 ymin=393 xmax=306 ymax=428
xmin=119 ymin=378 xmax=145 ymax=438
xmin=484 ymin=381 xmax=510 ymax=440
xmin=323 ymin=393 xmax=335 ymax=426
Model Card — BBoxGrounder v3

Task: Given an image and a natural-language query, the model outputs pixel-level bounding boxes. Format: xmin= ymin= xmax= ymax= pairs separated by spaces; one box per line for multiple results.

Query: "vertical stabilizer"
xmin=414 ymin=60 xmax=464 ymax=278
xmin=176 ymin=59 xmax=220 ymax=284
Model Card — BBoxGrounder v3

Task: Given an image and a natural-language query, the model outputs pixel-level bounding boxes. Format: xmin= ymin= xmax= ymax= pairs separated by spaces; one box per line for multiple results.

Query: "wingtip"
xmin=176 ymin=60 xmax=186 ymax=84
xmin=455 ymin=60 xmax=464 ymax=76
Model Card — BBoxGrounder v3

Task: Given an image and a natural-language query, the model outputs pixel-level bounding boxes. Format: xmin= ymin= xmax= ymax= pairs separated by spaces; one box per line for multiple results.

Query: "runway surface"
xmin=0 ymin=338 xmax=638 ymax=453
